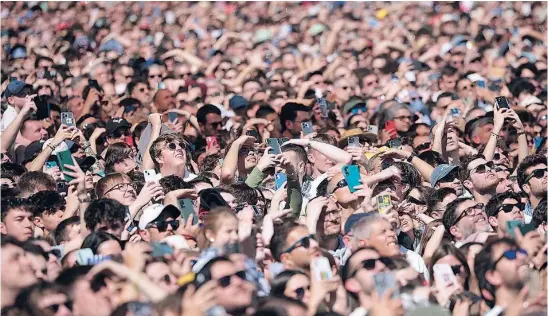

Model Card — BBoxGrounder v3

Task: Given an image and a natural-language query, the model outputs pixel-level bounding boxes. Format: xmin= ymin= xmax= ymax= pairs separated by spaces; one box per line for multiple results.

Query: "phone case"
xmin=179 ymin=199 xmax=198 ymax=225
xmin=301 ymin=121 xmax=314 ymax=135
xmin=206 ymin=136 xmax=218 ymax=149
xmin=319 ymin=98 xmax=328 ymax=117
xmin=342 ymin=165 xmax=361 ymax=193
xmin=433 ymin=264 xmax=457 ymax=289
xmin=377 ymin=195 xmax=391 ymax=214
xmin=168 ymin=112 xmax=178 ymax=122
xmin=495 ymin=96 xmax=509 ymax=109
xmin=275 ymin=173 xmax=287 ymax=190
xmin=348 ymin=136 xmax=360 ymax=148
xmin=384 ymin=120 xmax=397 ymax=138
xmin=506 ymin=219 xmax=522 ymax=238
xmin=56 ymin=150 xmax=75 ymax=182
xmin=45 ymin=161 xmax=58 ymax=170
xmin=61 ymin=112 xmax=75 ymax=127
xmin=266 ymin=138 xmax=282 ymax=154
xmin=374 ymin=272 xmax=399 ymax=298
xmin=312 ymin=257 xmax=332 ymax=280
xmin=143 ymin=169 xmax=157 ymax=183
xmin=151 ymin=242 xmax=173 ymax=257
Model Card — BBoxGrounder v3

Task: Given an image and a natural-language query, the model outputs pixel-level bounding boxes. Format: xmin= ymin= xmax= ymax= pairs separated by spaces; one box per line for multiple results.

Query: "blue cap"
xmin=10 ymin=46 xmax=27 ymax=59
xmin=3 ymin=80 xmax=32 ymax=98
xmin=344 ymin=213 xmax=374 ymax=235
xmin=430 ymin=164 xmax=459 ymax=187
xmin=229 ymin=95 xmax=249 ymax=110
xmin=99 ymin=39 xmax=123 ymax=55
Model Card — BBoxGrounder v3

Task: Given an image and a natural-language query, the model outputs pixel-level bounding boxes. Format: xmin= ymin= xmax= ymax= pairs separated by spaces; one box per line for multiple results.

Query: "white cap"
xmin=520 ymin=95 xmax=543 ymax=108
xmin=138 ymin=204 xmax=180 ymax=230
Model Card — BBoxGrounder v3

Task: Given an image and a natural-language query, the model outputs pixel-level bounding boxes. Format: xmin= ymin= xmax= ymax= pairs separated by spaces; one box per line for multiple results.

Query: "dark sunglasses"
xmin=493 ymin=152 xmax=508 ymax=160
xmin=525 ymin=168 xmax=547 ymax=184
xmin=208 ymin=121 xmax=222 ymax=128
xmin=45 ymin=300 xmax=73 ymax=313
xmin=498 ymin=203 xmax=524 ymax=214
xmin=282 ymin=234 xmax=316 ymax=254
xmin=471 ymin=161 xmax=495 ymax=174
xmin=451 ymin=264 xmax=462 ymax=276
xmin=138 ymin=87 xmax=148 ymax=93
xmin=148 ymin=74 xmax=163 ymax=79
xmin=218 ymin=270 xmax=246 ymax=288
xmin=294 ymin=286 xmax=310 ymax=300
xmin=332 ymin=179 xmax=348 ymax=194
xmin=493 ymin=249 xmax=528 ymax=268
xmin=162 ymin=274 xmax=172 ymax=284
xmin=111 ymin=128 xmax=130 ymax=138
xmin=352 ymin=257 xmax=393 ymax=277
xmin=149 ymin=220 xmax=179 ymax=232
xmin=414 ymin=142 xmax=431 ymax=152
xmin=167 ymin=142 xmax=186 ymax=151
xmin=439 ymin=170 xmax=459 ymax=183
xmin=407 ymin=196 xmax=426 ymax=205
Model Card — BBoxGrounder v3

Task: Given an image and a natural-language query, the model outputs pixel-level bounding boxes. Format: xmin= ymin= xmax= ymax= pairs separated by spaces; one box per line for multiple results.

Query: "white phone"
xmin=144 ymin=169 xmax=158 ymax=183
xmin=312 ymin=257 xmax=332 ymax=281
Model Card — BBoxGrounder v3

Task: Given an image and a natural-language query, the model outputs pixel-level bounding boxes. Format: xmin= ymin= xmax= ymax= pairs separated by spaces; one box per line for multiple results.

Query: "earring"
xmin=209 ymin=238 xmax=215 ymax=242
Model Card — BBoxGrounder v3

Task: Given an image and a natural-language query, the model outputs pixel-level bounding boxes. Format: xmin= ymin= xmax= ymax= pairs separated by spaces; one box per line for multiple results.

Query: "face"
xmin=158 ymin=140 xmax=187 ymax=170
xmin=154 ymin=89 xmax=176 ymax=113
xmin=242 ymin=81 xmax=261 ymax=100
xmin=436 ymin=170 xmax=464 ymax=196
xmin=1 ymin=244 xmax=37 ymax=291
xmin=113 ymin=157 xmax=137 ymax=174
xmin=457 ymin=78 xmax=476 ymax=99
xmin=210 ymin=261 xmax=253 ymax=312
xmin=490 ymin=198 xmax=524 ymax=234
xmin=435 ymin=254 xmax=468 ymax=288
xmin=309 ymin=148 xmax=335 ymax=174
xmin=1 ymin=208 xmax=34 ymax=241
xmin=393 ymin=108 xmax=412 ymax=132
xmin=145 ymin=261 xmax=178 ymax=293
xmin=361 ymin=74 xmax=379 ymax=95
xmin=203 ymin=113 xmax=223 ymax=136
xmin=284 ymin=274 xmax=311 ymax=305
xmin=466 ymin=159 xmax=499 ymax=193
xmin=93 ymin=220 xmax=125 ymax=239
xmin=523 ymin=163 xmax=547 ymax=199
xmin=220 ymin=192 xmax=236 ymax=209
xmin=97 ymin=240 xmax=123 ymax=256
xmin=489 ymin=243 xmax=529 ymax=290
xmin=473 ymin=123 xmax=494 ymax=145
xmin=104 ymin=181 xmax=137 ymax=206
xmin=72 ymin=279 xmax=112 ymax=316
xmin=360 ymin=219 xmax=399 ymax=257
xmin=431 ymin=193 xmax=458 ymax=219
xmin=347 ymin=248 xmax=386 ymax=295
xmin=288 ymin=111 xmax=311 ymax=135
xmin=238 ymin=148 xmax=258 ymax=170
xmin=37 ymin=292 xmax=73 ymax=316
xmin=282 ymin=226 xmax=320 ymax=270
xmin=23 ymin=120 xmax=48 ymax=142
xmin=40 ymin=208 xmax=65 ymax=232
xmin=131 ymin=83 xmax=151 ymax=104
xmin=451 ymin=200 xmax=490 ymax=240
xmin=146 ymin=216 xmax=178 ymax=242
xmin=318 ymin=200 xmax=341 ymax=237
xmin=210 ymin=216 xmax=239 ymax=249
xmin=148 ymin=66 xmax=164 ymax=88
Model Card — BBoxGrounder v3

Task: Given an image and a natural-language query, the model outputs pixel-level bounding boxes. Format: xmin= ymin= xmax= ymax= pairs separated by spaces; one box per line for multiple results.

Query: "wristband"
xmin=490 ymin=132 xmax=501 ymax=139
xmin=406 ymin=153 xmax=416 ymax=163
xmin=47 ymin=143 xmax=57 ymax=151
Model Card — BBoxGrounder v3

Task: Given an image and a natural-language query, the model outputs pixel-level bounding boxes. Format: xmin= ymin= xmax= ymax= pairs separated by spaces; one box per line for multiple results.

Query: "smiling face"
xmin=451 ymin=199 xmax=490 ymax=241
xmin=363 ymin=219 xmax=399 ymax=257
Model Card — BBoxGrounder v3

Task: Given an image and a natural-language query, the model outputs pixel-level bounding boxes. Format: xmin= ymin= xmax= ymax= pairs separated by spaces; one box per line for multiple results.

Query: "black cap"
xmin=76 ymin=156 xmax=97 ymax=172
xmin=22 ymin=140 xmax=46 ymax=164
xmin=106 ymin=118 xmax=131 ymax=135
xmin=198 ymin=188 xmax=228 ymax=219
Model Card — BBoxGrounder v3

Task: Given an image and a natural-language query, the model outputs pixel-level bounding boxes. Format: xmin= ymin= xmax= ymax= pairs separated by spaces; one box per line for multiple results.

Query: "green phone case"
xmin=56 ymin=150 xmax=75 ymax=182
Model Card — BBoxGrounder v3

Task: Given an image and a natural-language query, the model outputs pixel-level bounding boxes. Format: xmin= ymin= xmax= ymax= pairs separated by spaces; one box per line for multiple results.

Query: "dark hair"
xmin=53 ymin=216 xmax=80 ymax=245
xmin=443 ymin=197 xmax=473 ymax=234
xmin=55 ymin=265 xmax=93 ymax=292
xmin=459 ymin=154 xmax=486 ymax=182
xmin=485 ymin=191 xmax=522 ymax=218
xmin=270 ymin=270 xmax=308 ymax=298
xmin=17 ymin=171 xmax=56 ymax=195
xmin=269 ymin=220 xmax=301 ymax=261
xmin=81 ymin=231 xmax=122 ymax=255
xmin=132 ymin=121 xmax=148 ymax=146
xmin=84 ymin=198 xmax=127 ymax=232
xmin=27 ymin=190 xmax=66 ymax=217
xmin=1 ymin=162 xmax=27 ymax=180
xmin=255 ymin=106 xmax=277 ymax=120
xmin=440 ymin=65 xmax=458 ymax=78
xmin=186 ymin=175 xmax=213 ymax=188
xmin=428 ymin=242 xmax=471 ymax=290
xmin=127 ymin=170 xmax=145 ymax=194
xmin=104 ymin=143 xmax=134 ymax=174
xmin=200 ymin=154 xmax=222 ymax=173
xmin=510 ymin=79 xmax=536 ymax=98
xmin=279 ymin=102 xmax=310 ymax=132
xmin=418 ymin=150 xmax=447 ymax=167
xmin=14 ymin=281 xmax=68 ymax=316
xmin=474 ymin=238 xmax=518 ymax=308
xmin=516 ymin=154 xmax=547 ymax=190
xmin=393 ymin=161 xmax=421 ymax=189
xmin=193 ymin=256 xmax=232 ymax=289
xmin=311 ymin=133 xmax=337 ymax=146
xmin=159 ymin=175 xmax=190 ymax=193
xmin=127 ymin=80 xmax=149 ymax=96
xmin=532 ymin=198 xmax=547 ymax=228
xmin=1 ymin=196 xmax=34 ymax=222
xmin=221 ymin=182 xmax=258 ymax=205
xmin=196 ymin=104 xmax=221 ymax=125
xmin=427 ymin=188 xmax=457 ymax=213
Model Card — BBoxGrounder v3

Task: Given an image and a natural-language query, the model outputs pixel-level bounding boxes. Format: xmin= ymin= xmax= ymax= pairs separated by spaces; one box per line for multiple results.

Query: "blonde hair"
xmin=95 ymin=173 xmax=132 ymax=198
xmin=197 ymin=207 xmax=237 ymax=249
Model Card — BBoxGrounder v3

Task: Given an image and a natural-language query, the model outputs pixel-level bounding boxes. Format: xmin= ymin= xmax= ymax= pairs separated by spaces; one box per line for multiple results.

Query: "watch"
xmin=406 ymin=153 xmax=416 ymax=163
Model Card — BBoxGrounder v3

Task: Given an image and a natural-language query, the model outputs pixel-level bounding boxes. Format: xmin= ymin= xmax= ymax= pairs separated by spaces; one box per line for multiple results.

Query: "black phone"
xmin=34 ymin=95 xmax=50 ymax=120
xmin=88 ymin=79 xmax=101 ymax=91
xmin=495 ymin=96 xmax=510 ymax=109
xmin=246 ymin=129 xmax=260 ymax=143
xmin=388 ymin=138 xmax=402 ymax=149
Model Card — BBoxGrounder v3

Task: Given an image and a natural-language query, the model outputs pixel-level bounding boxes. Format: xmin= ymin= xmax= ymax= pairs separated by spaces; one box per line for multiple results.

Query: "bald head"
xmin=153 ymin=89 xmax=176 ymax=113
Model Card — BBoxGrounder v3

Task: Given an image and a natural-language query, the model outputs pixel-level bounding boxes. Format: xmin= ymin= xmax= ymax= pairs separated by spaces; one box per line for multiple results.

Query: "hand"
xmin=122 ymin=242 xmax=152 ymax=272
xmin=63 ymin=163 xmax=86 ymax=197
xmin=237 ymin=207 xmax=254 ymax=242
xmin=134 ymin=181 xmax=165 ymax=207
xmin=71 ymin=128 xmax=87 ymax=144
xmin=177 ymin=214 xmax=201 ymax=239
xmin=380 ymin=149 xmax=411 ymax=160
xmin=44 ymin=166 xmax=63 ymax=182
xmin=507 ymin=110 xmax=525 ymax=134
xmin=84 ymin=88 xmax=100 ymax=108
xmin=166 ymin=117 xmax=184 ymax=133
xmin=256 ymin=150 xmax=280 ymax=172
xmin=493 ymin=107 xmax=513 ymax=130
xmin=346 ymin=146 xmax=366 ymax=164
xmin=451 ymin=296 xmax=472 ymax=316
xmin=21 ymin=95 xmax=37 ymax=116
xmin=377 ymin=165 xmax=403 ymax=182
xmin=235 ymin=135 xmax=256 ymax=148
xmin=181 ymin=282 xmax=219 ymax=316
xmin=149 ymin=113 xmax=162 ymax=128
xmin=262 ymin=208 xmax=292 ymax=246
xmin=89 ymin=127 xmax=106 ymax=141
xmin=305 ymin=197 xmax=328 ymax=234
xmin=51 ymin=125 xmax=75 ymax=146
xmin=515 ymin=229 xmax=544 ymax=259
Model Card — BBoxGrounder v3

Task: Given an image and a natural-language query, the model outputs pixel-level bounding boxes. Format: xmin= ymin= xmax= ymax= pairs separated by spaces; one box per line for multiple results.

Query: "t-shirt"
xmin=0 ymin=105 xmax=17 ymax=132
xmin=400 ymin=246 xmax=430 ymax=281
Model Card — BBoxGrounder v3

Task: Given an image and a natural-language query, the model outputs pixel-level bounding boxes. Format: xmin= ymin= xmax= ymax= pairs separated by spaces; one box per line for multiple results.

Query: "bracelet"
xmin=490 ymin=132 xmax=501 ymax=139
xmin=406 ymin=153 xmax=416 ymax=163
xmin=81 ymin=141 xmax=91 ymax=149
xmin=47 ymin=143 xmax=57 ymax=151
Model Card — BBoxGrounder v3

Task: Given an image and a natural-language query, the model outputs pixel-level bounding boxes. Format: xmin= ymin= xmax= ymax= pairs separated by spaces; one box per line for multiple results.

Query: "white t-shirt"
xmin=401 ymin=246 xmax=430 ymax=281
xmin=1 ymin=105 xmax=17 ymax=132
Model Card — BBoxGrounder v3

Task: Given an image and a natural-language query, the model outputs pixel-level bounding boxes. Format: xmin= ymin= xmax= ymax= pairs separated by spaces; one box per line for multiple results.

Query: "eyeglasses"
xmin=525 ymin=168 xmax=547 ymax=184
xmin=394 ymin=115 xmax=412 ymax=121
xmin=218 ymin=270 xmax=246 ymax=288
xmin=177 ymin=72 xmax=192 ymax=78
xmin=103 ymin=183 xmax=133 ymax=196
xmin=45 ymin=300 xmax=73 ymax=313
xmin=148 ymin=219 xmax=179 ymax=232
xmin=414 ymin=142 xmax=431 ymax=152
xmin=453 ymin=203 xmax=484 ymax=226
xmin=239 ymin=148 xmax=256 ymax=157
xmin=207 ymin=121 xmax=222 ymax=129
xmin=331 ymin=179 xmax=348 ymax=194
xmin=166 ymin=142 xmax=186 ymax=151
xmin=470 ymin=161 xmax=495 ymax=175
xmin=294 ymin=286 xmax=310 ymax=300
xmin=148 ymin=74 xmax=163 ymax=79
xmin=407 ymin=196 xmax=426 ymax=205
xmin=497 ymin=203 xmax=524 ymax=214
xmin=351 ymin=257 xmax=393 ymax=277
xmin=493 ymin=249 xmax=528 ymax=269
xmin=493 ymin=152 xmax=508 ymax=160
xmin=282 ymin=234 xmax=316 ymax=254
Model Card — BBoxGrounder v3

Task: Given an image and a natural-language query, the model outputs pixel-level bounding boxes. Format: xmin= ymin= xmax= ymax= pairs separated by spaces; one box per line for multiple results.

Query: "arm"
xmin=508 ymin=110 xmax=529 ymax=164
xmin=28 ymin=125 xmax=74 ymax=171
xmin=422 ymin=225 xmax=445 ymax=264
xmin=220 ymin=136 xmax=255 ymax=184
xmin=244 ymin=167 xmax=268 ymax=188
xmin=285 ymin=139 xmax=352 ymax=165
xmin=483 ymin=107 xmax=508 ymax=161
xmin=321 ymin=20 xmax=344 ymax=56
xmin=0 ymin=96 xmax=36 ymax=152
xmin=77 ymin=89 xmax=100 ymax=121
xmin=141 ymin=113 xmax=162 ymax=171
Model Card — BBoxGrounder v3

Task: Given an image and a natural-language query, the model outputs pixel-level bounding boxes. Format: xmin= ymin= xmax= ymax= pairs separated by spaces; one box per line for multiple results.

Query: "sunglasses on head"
xmin=525 ymin=168 xmax=547 ymax=184
xmin=294 ymin=286 xmax=310 ymax=300
xmin=45 ymin=301 xmax=73 ymax=313
xmin=166 ymin=142 xmax=186 ymax=151
xmin=218 ymin=270 xmax=246 ymax=288
xmin=149 ymin=219 xmax=179 ymax=232
xmin=282 ymin=234 xmax=316 ymax=254
xmin=493 ymin=248 xmax=528 ymax=268
xmin=471 ymin=161 xmax=495 ymax=174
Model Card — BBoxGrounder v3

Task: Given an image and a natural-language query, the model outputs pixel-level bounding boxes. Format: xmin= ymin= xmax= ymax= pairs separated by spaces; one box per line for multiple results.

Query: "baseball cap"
xmin=138 ymin=204 xmax=180 ymax=230
xmin=344 ymin=213 xmax=373 ymax=235
xmin=431 ymin=164 xmax=459 ymax=187
xmin=343 ymin=97 xmax=367 ymax=115
xmin=338 ymin=128 xmax=378 ymax=147
xmin=199 ymin=189 xmax=228 ymax=214
xmin=22 ymin=140 xmax=46 ymax=164
xmin=3 ymin=80 xmax=32 ymax=98
xmin=10 ymin=45 xmax=27 ymax=59
xmin=229 ymin=95 xmax=249 ymax=110
xmin=106 ymin=118 xmax=131 ymax=135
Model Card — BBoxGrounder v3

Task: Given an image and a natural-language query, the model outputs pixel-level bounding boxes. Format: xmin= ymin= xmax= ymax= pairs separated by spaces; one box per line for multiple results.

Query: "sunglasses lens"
xmin=171 ymin=220 xmax=180 ymax=230
xmin=295 ymin=288 xmax=305 ymax=299
xmin=168 ymin=143 xmax=176 ymax=150
xmin=302 ymin=237 xmax=310 ymax=249
xmin=494 ymin=153 xmax=500 ymax=160
xmin=219 ymin=276 xmax=231 ymax=288
xmin=157 ymin=221 xmax=168 ymax=232
xmin=236 ymin=271 xmax=246 ymax=280
xmin=505 ymin=250 xmax=517 ymax=260
xmin=363 ymin=259 xmax=376 ymax=270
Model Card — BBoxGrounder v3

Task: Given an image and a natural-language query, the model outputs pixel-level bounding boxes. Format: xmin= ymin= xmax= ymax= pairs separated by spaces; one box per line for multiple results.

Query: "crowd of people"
xmin=1 ymin=1 xmax=547 ymax=316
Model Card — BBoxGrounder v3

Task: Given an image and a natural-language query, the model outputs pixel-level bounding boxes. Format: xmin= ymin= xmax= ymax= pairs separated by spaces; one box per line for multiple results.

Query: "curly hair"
xmin=83 ymin=198 xmax=126 ymax=231
xmin=27 ymin=190 xmax=66 ymax=217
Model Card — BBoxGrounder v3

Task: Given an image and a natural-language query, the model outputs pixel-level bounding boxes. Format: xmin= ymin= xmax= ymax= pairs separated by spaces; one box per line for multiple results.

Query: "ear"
xmin=471 ymin=135 xmax=480 ymax=145
xmin=345 ymin=279 xmax=361 ymax=294
xmin=298 ymin=161 xmax=306 ymax=174
xmin=307 ymin=153 xmax=315 ymax=165
xmin=285 ymin=120 xmax=293 ymax=131
xmin=522 ymin=183 xmax=532 ymax=195
xmin=204 ymin=229 xmax=214 ymax=242
xmin=485 ymin=270 xmax=502 ymax=287
xmin=280 ymin=252 xmax=294 ymax=269
xmin=488 ymin=216 xmax=498 ymax=229
xmin=138 ymin=229 xmax=149 ymax=242
xmin=463 ymin=179 xmax=474 ymax=192
xmin=155 ymin=154 xmax=165 ymax=165
xmin=449 ymin=226 xmax=461 ymax=239
xmin=430 ymin=211 xmax=442 ymax=219
xmin=0 ymin=222 xmax=7 ymax=235
xmin=33 ymin=217 xmax=44 ymax=229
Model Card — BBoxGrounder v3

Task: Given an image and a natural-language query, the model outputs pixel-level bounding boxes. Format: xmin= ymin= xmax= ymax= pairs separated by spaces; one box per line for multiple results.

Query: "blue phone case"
xmin=342 ymin=165 xmax=361 ymax=193
xmin=275 ymin=173 xmax=287 ymax=189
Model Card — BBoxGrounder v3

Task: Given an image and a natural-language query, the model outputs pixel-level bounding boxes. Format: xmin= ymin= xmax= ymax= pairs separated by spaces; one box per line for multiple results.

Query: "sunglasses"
xmin=103 ymin=183 xmax=134 ymax=196
xmin=218 ymin=270 xmax=246 ymax=288
xmin=331 ymin=179 xmax=348 ymax=194
xmin=525 ymin=168 xmax=547 ymax=184
xmin=351 ymin=257 xmax=393 ymax=277
xmin=407 ymin=196 xmax=426 ymax=205
xmin=138 ymin=87 xmax=148 ymax=93
xmin=239 ymin=148 xmax=256 ymax=157
xmin=111 ymin=128 xmax=130 ymax=138
xmin=414 ymin=142 xmax=431 ymax=152
xmin=45 ymin=301 xmax=73 ymax=313
xmin=294 ymin=286 xmax=310 ymax=300
xmin=282 ymin=234 xmax=316 ymax=254
xmin=148 ymin=74 xmax=163 ymax=79
xmin=166 ymin=142 xmax=186 ymax=151
xmin=497 ymin=203 xmax=524 ymax=214
xmin=394 ymin=115 xmax=412 ymax=121
xmin=470 ymin=161 xmax=495 ymax=174
xmin=149 ymin=219 xmax=179 ymax=232
xmin=493 ymin=152 xmax=508 ymax=160
xmin=451 ymin=264 xmax=462 ymax=276
xmin=207 ymin=121 xmax=222 ymax=128
xmin=493 ymin=249 xmax=528 ymax=269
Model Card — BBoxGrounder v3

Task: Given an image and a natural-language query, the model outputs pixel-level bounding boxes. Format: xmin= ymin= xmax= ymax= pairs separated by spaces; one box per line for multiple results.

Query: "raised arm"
xmin=220 ymin=135 xmax=255 ymax=184
xmin=1 ymin=95 xmax=36 ymax=153
xmin=141 ymin=113 xmax=162 ymax=171
xmin=284 ymin=139 xmax=353 ymax=166
xmin=28 ymin=125 xmax=74 ymax=171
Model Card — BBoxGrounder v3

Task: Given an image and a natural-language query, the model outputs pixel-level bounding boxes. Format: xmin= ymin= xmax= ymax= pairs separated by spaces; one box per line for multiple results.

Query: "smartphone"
xmin=61 ymin=112 xmax=75 ymax=127
xmin=45 ymin=161 xmax=58 ymax=170
xmin=168 ymin=112 xmax=178 ymax=122
xmin=266 ymin=138 xmax=282 ymax=155
xmin=495 ymin=96 xmax=510 ymax=109
xmin=450 ymin=108 xmax=461 ymax=116
xmin=151 ymin=242 xmax=173 ymax=258
xmin=365 ymin=125 xmax=379 ymax=135
xmin=318 ymin=97 xmax=328 ymax=118
xmin=387 ymin=138 xmax=402 ymax=149
xmin=433 ymin=263 xmax=458 ymax=289
xmin=206 ymin=136 xmax=218 ymax=149
xmin=342 ymin=165 xmax=361 ymax=193
xmin=34 ymin=95 xmax=50 ymax=120
xmin=348 ymin=136 xmax=360 ymax=148
xmin=246 ymin=129 xmax=260 ymax=143
xmin=377 ymin=194 xmax=391 ymax=214
xmin=143 ymin=169 xmax=158 ymax=183
xmin=56 ymin=181 xmax=69 ymax=196
xmin=87 ymin=255 xmax=114 ymax=265
xmin=506 ymin=220 xmax=535 ymax=238
xmin=476 ymin=80 xmax=486 ymax=88
xmin=301 ymin=121 xmax=314 ymax=135
xmin=76 ymin=248 xmax=94 ymax=266
xmin=384 ymin=120 xmax=397 ymax=139
xmin=278 ymin=137 xmax=289 ymax=146
xmin=275 ymin=173 xmax=287 ymax=190
xmin=374 ymin=272 xmax=399 ymax=298
xmin=179 ymin=198 xmax=198 ymax=225
xmin=88 ymin=79 xmax=100 ymax=91
xmin=56 ymin=150 xmax=75 ymax=182
xmin=312 ymin=257 xmax=332 ymax=281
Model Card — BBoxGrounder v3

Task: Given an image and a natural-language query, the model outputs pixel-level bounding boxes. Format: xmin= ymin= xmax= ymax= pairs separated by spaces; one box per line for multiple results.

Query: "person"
xmin=1 ymin=196 xmax=35 ymax=241
xmin=485 ymin=192 xmax=525 ymax=237
xmin=280 ymin=102 xmax=312 ymax=139
xmin=83 ymin=198 xmax=126 ymax=238
xmin=28 ymin=190 xmax=69 ymax=238
xmin=149 ymin=133 xmax=197 ymax=181
xmin=443 ymin=197 xmax=492 ymax=245
xmin=1 ymin=236 xmax=38 ymax=308
xmin=430 ymin=165 xmax=464 ymax=197
xmin=138 ymin=204 xmax=181 ymax=242
xmin=13 ymin=281 xmax=74 ymax=316
xmin=461 ymin=155 xmax=500 ymax=204
xmin=516 ymin=154 xmax=547 ymax=212
xmin=270 ymin=220 xmax=320 ymax=271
